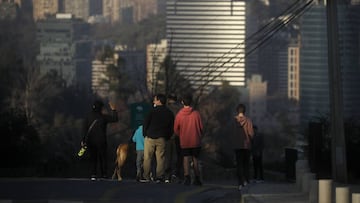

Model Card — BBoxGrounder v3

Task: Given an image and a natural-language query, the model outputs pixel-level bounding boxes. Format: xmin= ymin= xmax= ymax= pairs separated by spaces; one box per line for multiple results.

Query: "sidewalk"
xmin=206 ymin=169 xmax=360 ymax=203
xmin=240 ymin=181 xmax=308 ymax=203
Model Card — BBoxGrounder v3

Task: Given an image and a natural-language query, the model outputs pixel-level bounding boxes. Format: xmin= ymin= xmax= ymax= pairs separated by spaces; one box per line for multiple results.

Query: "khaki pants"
xmin=143 ymin=137 xmax=166 ymax=180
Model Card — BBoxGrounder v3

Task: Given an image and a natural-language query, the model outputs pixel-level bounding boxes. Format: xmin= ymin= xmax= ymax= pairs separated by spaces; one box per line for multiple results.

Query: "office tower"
xmin=36 ymin=14 xmax=92 ymax=88
xmin=63 ymin=0 xmax=90 ymax=21
xmin=166 ymin=0 xmax=247 ymax=90
xmin=103 ymin=0 xmax=157 ymax=24
xmin=103 ymin=0 xmax=122 ymax=23
xmin=146 ymin=39 xmax=167 ymax=94
xmin=92 ymin=58 xmax=114 ymax=98
xmin=32 ymin=0 xmax=59 ymax=21
xmin=245 ymin=0 xmax=263 ymax=81
xmin=300 ymin=2 xmax=360 ymax=126
xmin=288 ymin=37 xmax=300 ymax=101
xmin=247 ymin=74 xmax=267 ymax=124
xmin=90 ymin=0 xmax=102 ymax=15
xmin=117 ymin=50 xmax=146 ymax=92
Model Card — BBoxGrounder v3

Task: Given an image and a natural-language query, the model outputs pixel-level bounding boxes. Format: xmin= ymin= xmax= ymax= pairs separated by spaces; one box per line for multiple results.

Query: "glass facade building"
xmin=166 ymin=0 xmax=247 ymax=90
xmin=300 ymin=3 xmax=360 ymax=126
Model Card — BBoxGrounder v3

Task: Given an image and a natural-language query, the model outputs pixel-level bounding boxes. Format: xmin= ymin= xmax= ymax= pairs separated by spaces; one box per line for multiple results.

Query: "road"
xmin=0 ymin=178 xmax=242 ymax=203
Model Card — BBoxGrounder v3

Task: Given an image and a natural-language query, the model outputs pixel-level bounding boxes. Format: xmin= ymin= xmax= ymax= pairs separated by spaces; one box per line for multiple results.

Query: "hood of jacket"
xmin=178 ymin=106 xmax=193 ymax=116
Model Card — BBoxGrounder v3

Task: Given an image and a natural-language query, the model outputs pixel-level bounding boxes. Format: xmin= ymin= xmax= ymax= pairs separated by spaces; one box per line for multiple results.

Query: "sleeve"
xmin=246 ymin=119 xmax=254 ymax=138
xmin=132 ymin=129 xmax=138 ymax=143
xmin=196 ymin=111 xmax=203 ymax=136
xmin=82 ymin=117 xmax=89 ymax=143
xmin=103 ymin=110 xmax=118 ymax=123
xmin=169 ymin=111 xmax=175 ymax=137
xmin=143 ymin=111 xmax=152 ymax=137
xmin=173 ymin=114 xmax=180 ymax=136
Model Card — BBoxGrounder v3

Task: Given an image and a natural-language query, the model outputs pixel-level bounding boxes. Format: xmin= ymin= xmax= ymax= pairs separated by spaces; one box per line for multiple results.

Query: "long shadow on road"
xmin=0 ymin=178 xmax=241 ymax=203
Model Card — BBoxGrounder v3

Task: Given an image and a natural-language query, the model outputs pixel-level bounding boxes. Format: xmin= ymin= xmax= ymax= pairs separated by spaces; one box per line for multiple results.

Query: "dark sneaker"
xmin=193 ymin=177 xmax=202 ymax=186
xmin=183 ymin=176 xmax=191 ymax=186
xmin=170 ymin=174 xmax=177 ymax=182
xmin=155 ymin=177 xmax=165 ymax=184
xmin=101 ymin=175 xmax=108 ymax=180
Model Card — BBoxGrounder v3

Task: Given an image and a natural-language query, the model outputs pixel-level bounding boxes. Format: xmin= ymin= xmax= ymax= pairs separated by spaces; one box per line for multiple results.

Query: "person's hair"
xmin=92 ymin=100 xmax=104 ymax=112
xmin=167 ymin=94 xmax=177 ymax=102
xmin=181 ymin=94 xmax=193 ymax=106
xmin=155 ymin=93 xmax=167 ymax=105
xmin=236 ymin=103 xmax=246 ymax=114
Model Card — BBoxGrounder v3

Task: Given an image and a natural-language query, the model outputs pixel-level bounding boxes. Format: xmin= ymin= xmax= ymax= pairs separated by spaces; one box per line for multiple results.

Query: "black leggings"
xmin=235 ymin=149 xmax=250 ymax=186
xmin=88 ymin=144 xmax=107 ymax=177
xmin=253 ymin=154 xmax=264 ymax=180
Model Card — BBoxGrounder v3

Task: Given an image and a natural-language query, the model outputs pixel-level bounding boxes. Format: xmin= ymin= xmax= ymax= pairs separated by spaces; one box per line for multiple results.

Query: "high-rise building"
xmin=92 ymin=58 xmax=114 ymax=98
xmin=102 ymin=0 xmax=120 ymax=23
xmin=32 ymin=0 xmax=59 ymax=21
xmin=117 ymin=50 xmax=146 ymax=92
xmin=166 ymin=0 xmax=247 ymax=90
xmin=63 ymin=0 xmax=90 ymax=21
xmin=300 ymin=2 xmax=360 ymax=126
xmin=90 ymin=0 xmax=102 ymax=16
xmin=146 ymin=39 xmax=167 ymax=94
xmin=36 ymin=14 xmax=92 ymax=88
xmin=247 ymin=74 xmax=267 ymax=125
xmin=288 ymin=37 xmax=300 ymax=101
xmin=103 ymin=0 xmax=157 ymax=24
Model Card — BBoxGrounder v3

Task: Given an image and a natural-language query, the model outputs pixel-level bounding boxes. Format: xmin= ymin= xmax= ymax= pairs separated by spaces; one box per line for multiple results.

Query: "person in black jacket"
xmin=140 ymin=94 xmax=175 ymax=183
xmin=81 ymin=100 xmax=118 ymax=180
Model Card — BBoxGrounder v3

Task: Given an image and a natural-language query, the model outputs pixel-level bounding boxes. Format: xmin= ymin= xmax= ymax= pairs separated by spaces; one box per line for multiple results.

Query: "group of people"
xmin=133 ymin=93 xmax=203 ymax=186
xmin=81 ymin=94 xmax=264 ymax=190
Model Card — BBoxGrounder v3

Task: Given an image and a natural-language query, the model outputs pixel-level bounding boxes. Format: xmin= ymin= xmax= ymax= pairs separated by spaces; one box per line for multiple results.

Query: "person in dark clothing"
xmin=232 ymin=104 xmax=254 ymax=191
xmin=140 ymin=94 xmax=175 ymax=183
xmin=81 ymin=100 xmax=118 ymax=180
xmin=251 ymin=125 xmax=264 ymax=182
xmin=165 ymin=94 xmax=183 ymax=183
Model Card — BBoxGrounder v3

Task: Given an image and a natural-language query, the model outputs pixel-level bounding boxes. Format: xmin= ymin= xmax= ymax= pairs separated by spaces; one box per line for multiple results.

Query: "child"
xmin=132 ymin=125 xmax=144 ymax=181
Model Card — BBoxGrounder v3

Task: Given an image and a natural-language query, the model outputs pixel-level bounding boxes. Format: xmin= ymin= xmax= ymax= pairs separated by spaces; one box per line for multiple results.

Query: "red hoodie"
xmin=174 ymin=107 xmax=203 ymax=148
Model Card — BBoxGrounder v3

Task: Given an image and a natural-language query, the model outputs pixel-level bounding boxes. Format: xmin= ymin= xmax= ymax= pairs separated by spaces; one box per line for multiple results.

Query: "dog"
xmin=112 ymin=143 xmax=129 ymax=181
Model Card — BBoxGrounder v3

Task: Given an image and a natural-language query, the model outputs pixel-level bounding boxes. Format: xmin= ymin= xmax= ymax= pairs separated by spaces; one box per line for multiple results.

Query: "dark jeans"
xmin=88 ymin=144 xmax=107 ymax=177
xmin=252 ymin=153 xmax=264 ymax=180
xmin=235 ymin=149 xmax=250 ymax=186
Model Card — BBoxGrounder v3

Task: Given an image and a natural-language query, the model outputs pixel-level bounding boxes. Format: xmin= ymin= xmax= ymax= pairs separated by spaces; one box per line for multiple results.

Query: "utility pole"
xmin=326 ymin=0 xmax=347 ymax=183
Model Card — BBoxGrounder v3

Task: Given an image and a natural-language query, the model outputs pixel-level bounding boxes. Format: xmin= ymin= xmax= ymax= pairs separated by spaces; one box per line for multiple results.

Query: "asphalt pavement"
xmin=1 ymin=177 xmax=359 ymax=203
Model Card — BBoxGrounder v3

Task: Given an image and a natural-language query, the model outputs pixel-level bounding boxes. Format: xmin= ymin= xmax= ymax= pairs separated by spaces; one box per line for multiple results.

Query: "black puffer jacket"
xmin=83 ymin=110 xmax=118 ymax=146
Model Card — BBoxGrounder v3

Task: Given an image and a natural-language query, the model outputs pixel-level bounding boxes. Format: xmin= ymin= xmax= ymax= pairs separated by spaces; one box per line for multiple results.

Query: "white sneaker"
xmin=238 ymin=185 xmax=243 ymax=191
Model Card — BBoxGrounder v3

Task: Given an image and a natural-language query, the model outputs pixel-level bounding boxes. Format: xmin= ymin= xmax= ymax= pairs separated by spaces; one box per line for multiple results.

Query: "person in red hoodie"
xmin=174 ymin=94 xmax=203 ymax=186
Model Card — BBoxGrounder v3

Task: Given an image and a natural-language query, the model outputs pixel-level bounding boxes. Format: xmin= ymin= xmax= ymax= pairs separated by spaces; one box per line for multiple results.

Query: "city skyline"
xmin=1 ymin=0 xmax=360 ymax=124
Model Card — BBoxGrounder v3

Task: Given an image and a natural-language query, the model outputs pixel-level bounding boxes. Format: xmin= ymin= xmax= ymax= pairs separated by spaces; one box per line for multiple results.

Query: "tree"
xmin=8 ymin=68 xmax=65 ymax=126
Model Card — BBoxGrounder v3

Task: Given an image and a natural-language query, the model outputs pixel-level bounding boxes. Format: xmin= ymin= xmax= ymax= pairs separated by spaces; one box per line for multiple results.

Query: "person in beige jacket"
xmin=232 ymin=103 xmax=254 ymax=191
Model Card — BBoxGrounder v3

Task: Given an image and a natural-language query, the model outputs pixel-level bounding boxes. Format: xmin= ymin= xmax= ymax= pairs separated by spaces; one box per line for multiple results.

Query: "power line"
xmin=189 ymin=0 xmax=315 ymax=92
